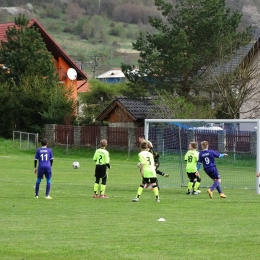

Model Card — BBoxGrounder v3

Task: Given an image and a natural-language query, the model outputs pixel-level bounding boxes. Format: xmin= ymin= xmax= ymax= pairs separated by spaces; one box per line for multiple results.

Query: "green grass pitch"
xmin=1 ymin=142 xmax=260 ymax=260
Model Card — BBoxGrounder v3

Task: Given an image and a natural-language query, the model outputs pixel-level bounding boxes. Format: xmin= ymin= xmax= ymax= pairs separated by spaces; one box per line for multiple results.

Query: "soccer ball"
xmin=72 ymin=161 xmax=80 ymax=169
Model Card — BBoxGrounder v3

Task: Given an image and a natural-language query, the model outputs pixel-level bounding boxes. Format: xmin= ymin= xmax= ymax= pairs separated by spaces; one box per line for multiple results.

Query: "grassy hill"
xmin=1 ymin=0 xmax=260 ymax=78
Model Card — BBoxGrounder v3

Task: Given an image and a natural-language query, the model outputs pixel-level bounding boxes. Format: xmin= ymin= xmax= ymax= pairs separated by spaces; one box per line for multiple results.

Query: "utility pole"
xmin=89 ymin=54 xmax=102 ymax=78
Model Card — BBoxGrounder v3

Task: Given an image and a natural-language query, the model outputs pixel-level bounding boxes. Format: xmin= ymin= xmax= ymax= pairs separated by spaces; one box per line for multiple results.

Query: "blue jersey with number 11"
xmin=35 ymin=147 xmax=53 ymax=173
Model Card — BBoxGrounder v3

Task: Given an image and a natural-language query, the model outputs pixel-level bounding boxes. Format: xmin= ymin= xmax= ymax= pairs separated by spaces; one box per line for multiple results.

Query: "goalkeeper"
xmin=147 ymin=141 xmax=169 ymax=178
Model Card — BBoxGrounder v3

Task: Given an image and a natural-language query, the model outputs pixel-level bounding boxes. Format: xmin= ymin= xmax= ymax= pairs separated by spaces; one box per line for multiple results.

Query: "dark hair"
xmin=41 ymin=138 xmax=48 ymax=146
xmin=138 ymin=135 xmax=145 ymax=139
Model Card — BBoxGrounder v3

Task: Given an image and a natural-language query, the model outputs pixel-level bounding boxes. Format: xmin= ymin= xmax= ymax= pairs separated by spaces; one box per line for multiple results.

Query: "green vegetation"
xmin=0 ymin=15 xmax=76 ymax=138
xmin=1 ymin=138 xmax=260 ymax=259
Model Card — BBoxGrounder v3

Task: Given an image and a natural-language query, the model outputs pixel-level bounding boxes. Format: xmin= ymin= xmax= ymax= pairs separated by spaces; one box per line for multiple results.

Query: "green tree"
xmin=0 ymin=14 xmax=57 ymax=85
xmin=79 ymin=79 xmax=130 ymax=124
xmin=0 ymin=14 xmax=75 ymax=137
xmin=122 ymin=0 xmax=252 ymax=99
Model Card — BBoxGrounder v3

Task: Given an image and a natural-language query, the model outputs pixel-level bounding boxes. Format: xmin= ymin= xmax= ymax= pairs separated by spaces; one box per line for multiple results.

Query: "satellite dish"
xmin=67 ymin=68 xmax=77 ymax=80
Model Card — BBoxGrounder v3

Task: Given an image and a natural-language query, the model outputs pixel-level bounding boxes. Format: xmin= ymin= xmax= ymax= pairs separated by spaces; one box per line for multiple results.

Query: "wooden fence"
xmin=46 ymin=124 xmax=255 ymax=153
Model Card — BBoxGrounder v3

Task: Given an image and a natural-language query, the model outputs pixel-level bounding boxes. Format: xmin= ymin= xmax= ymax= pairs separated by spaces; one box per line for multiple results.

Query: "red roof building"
xmin=0 ymin=19 xmax=89 ymax=103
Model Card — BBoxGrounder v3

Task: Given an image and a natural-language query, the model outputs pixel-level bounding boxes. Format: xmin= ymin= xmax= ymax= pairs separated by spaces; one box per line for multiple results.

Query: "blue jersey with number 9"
xmin=198 ymin=149 xmax=220 ymax=170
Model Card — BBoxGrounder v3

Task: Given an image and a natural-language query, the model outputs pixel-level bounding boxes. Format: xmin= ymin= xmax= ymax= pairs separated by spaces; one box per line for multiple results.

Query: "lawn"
xmin=1 ymin=141 xmax=260 ymax=259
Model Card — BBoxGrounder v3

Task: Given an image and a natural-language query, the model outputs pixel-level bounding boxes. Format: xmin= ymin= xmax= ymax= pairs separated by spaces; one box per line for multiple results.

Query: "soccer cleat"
xmin=156 ymin=198 xmax=160 ymax=202
xmin=220 ymin=193 xmax=227 ymax=198
xmin=192 ymin=191 xmax=199 ymax=195
xmin=196 ymin=190 xmax=201 ymax=194
xmin=93 ymin=194 xmax=98 ymax=198
xmin=207 ymin=189 xmax=213 ymax=199
xmin=99 ymin=194 xmax=109 ymax=198
xmin=186 ymin=191 xmax=191 ymax=195
xmin=44 ymin=195 xmax=52 ymax=199
xmin=34 ymin=195 xmax=38 ymax=199
xmin=132 ymin=198 xmax=139 ymax=202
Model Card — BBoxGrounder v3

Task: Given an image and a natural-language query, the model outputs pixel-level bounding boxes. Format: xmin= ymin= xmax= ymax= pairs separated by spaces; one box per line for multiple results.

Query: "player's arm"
xmin=197 ymin=162 xmax=202 ymax=171
xmin=34 ymin=159 xmax=37 ymax=174
xmin=140 ymin=164 xmax=144 ymax=177
xmin=219 ymin=153 xmax=228 ymax=158
xmin=50 ymin=158 xmax=53 ymax=166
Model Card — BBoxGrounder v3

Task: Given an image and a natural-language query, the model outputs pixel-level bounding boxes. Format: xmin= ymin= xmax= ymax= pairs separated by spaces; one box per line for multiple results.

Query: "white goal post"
xmin=144 ymin=119 xmax=260 ymax=194
xmin=13 ymin=131 xmax=39 ymax=150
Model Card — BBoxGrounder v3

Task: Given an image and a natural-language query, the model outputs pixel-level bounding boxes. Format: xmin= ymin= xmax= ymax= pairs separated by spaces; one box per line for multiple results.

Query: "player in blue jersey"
xmin=93 ymin=139 xmax=111 ymax=198
xmin=197 ymin=141 xmax=227 ymax=199
xmin=34 ymin=138 xmax=54 ymax=199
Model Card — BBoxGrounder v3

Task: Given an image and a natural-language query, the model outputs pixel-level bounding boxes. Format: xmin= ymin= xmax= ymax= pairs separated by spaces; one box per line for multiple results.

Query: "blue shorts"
xmin=204 ymin=167 xmax=220 ymax=180
xmin=37 ymin=171 xmax=52 ymax=179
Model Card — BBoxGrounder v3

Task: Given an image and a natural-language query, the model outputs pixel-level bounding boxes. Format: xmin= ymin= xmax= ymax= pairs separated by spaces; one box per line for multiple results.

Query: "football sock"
xmin=216 ymin=185 xmax=222 ymax=194
xmin=100 ymin=184 xmax=106 ymax=195
xmin=94 ymin=183 xmax=99 ymax=194
xmin=211 ymin=181 xmax=219 ymax=191
xmin=194 ymin=181 xmax=200 ymax=191
xmin=35 ymin=182 xmax=40 ymax=196
xmin=137 ymin=186 xmax=144 ymax=197
xmin=153 ymin=186 xmax=159 ymax=197
xmin=188 ymin=181 xmax=193 ymax=191
xmin=46 ymin=183 xmax=51 ymax=196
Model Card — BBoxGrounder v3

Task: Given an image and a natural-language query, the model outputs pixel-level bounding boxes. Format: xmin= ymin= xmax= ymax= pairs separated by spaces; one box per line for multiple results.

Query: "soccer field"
xmin=1 ymin=147 xmax=260 ymax=260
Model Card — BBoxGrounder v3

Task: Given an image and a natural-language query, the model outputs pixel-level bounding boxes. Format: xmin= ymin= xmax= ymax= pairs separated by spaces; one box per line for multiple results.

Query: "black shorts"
xmin=95 ymin=165 xmax=107 ymax=179
xmin=187 ymin=172 xmax=197 ymax=180
xmin=142 ymin=177 xmax=157 ymax=184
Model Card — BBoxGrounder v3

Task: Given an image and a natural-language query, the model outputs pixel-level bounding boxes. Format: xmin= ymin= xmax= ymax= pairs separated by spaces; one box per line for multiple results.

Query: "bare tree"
xmin=206 ymin=44 xmax=260 ymax=119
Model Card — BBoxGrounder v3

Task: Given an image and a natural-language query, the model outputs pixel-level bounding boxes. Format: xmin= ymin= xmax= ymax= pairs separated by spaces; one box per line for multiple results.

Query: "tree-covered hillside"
xmin=0 ymin=0 xmax=260 ymax=78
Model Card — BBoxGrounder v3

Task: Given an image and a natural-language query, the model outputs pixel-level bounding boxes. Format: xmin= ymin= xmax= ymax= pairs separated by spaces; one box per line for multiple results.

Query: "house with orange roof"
xmin=0 ymin=19 xmax=89 ymax=112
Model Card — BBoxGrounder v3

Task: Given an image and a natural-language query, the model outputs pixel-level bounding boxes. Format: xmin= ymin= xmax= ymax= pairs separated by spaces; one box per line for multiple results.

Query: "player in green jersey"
xmin=132 ymin=141 xmax=160 ymax=202
xmin=93 ymin=139 xmax=111 ymax=198
xmin=184 ymin=141 xmax=201 ymax=195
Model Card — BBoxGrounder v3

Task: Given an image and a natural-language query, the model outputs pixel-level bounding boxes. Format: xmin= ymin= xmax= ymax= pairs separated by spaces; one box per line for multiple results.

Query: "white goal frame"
xmin=145 ymin=119 xmax=260 ymax=194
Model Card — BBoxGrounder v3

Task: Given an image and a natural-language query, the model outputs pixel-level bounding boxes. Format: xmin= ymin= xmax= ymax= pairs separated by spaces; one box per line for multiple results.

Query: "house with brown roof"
xmin=238 ymin=38 xmax=260 ymax=120
xmin=96 ymin=96 xmax=170 ymax=127
xmin=0 ymin=19 xmax=89 ymax=105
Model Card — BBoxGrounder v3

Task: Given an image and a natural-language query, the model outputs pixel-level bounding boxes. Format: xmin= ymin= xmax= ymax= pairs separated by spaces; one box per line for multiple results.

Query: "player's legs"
xmin=35 ymin=171 xmax=44 ymax=197
xmin=132 ymin=178 xmax=147 ymax=201
xmin=186 ymin=173 xmax=197 ymax=194
xmin=155 ymin=162 xmax=169 ymax=177
xmin=193 ymin=176 xmax=201 ymax=193
xmin=206 ymin=168 xmax=226 ymax=198
xmin=46 ymin=178 xmax=51 ymax=197
xmin=100 ymin=175 xmax=108 ymax=198
xmin=44 ymin=172 xmax=52 ymax=199
xmin=151 ymin=178 xmax=160 ymax=202
xmin=93 ymin=176 xmax=100 ymax=197
xmin=35 ymin=177 xmax=42 ymax=197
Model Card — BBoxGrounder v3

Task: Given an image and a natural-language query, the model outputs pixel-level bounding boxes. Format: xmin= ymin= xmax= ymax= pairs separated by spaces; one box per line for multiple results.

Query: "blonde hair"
xmin=201 ymin=141 xmax=208 ymax=149
xmin=140 ymin=141 xmax=148 ymax=150
xmin=100 ymin=139 xmax=107 ymax=148
xmin=190 ymin=141 xmax=197 ymax=149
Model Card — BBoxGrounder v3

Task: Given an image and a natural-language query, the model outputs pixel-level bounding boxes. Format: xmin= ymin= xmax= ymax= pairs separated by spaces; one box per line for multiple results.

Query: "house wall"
xmin=106 ymin=108 xmax=134 ymax=123
xmin=240 ymin=49 xmax=260 ymax=120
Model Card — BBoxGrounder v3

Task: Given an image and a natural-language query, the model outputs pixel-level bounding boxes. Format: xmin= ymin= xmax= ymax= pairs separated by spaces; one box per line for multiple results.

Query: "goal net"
xmin=13 ymin=131 xmax=39 ymax=150
xmin=145 ymin=119 xmax=260 ymax=192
